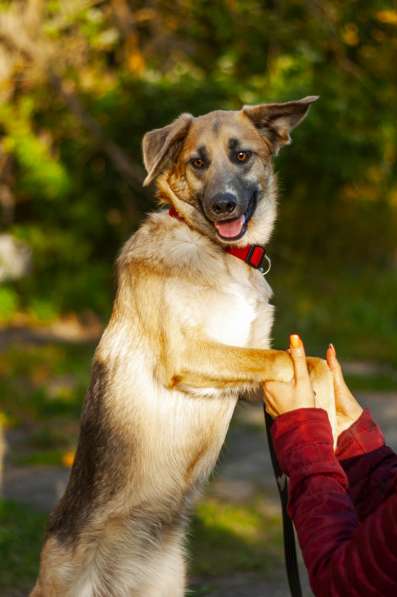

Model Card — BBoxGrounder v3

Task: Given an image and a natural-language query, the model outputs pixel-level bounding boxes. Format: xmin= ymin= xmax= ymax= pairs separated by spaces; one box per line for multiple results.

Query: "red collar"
xmin=168 ymin=207 xmax=270 ymax=274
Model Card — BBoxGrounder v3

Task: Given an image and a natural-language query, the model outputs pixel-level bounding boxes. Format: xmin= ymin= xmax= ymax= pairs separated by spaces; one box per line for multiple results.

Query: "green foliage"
xmin=0 ymin=342 xmax=93 ymax=425
xmin=271 ymin=266 xmax=397 ymax=366
xmin=1 ymin=9 xmax=396 ymax=590
xmin=0 ymin=286 xmax=19 ymax=321
xmin=0 ymin=102 xmax=71 ymax=200
xmin=1 ymin=1 xmax=396 ymax=355
xmin=0 ymin=340 xmax=92 ymax=471
xmin=12 ymin=448 xmax=68 ymax=467
xmin=345 ymin=373 xmax=397 ymax=392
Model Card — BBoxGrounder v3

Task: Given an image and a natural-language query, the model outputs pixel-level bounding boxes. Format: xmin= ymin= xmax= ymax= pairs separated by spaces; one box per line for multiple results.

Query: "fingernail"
xmin=290 ymin=334 xmax=302 ymax=348
xmin=329 ymin=343 xmax=336 ymax=354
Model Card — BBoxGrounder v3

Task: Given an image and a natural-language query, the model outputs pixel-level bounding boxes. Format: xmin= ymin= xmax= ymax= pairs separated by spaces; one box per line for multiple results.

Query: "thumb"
xmin=289 ymin=334 xmax=309 ymax=382
xmin=263 ymin=380 xmax=290 ymax=418
xmin=263 ymin=379 xmax=286 ymax=398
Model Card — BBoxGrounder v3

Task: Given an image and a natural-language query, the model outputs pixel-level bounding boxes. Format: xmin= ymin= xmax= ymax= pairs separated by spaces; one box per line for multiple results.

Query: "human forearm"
xmin=272 ymin=408 xmax=397 ymax=596
xmin=336 ymin=409 xmax=397 ymax=520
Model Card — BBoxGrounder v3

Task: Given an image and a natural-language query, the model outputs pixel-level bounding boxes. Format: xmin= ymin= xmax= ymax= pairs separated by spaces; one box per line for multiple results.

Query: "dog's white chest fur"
xmin=200 ymin=263 xmax=272 ymax=348
xmin=203 ymin=279 xmax=257 ymax=346
xmin=152 ymin=214 xmax=274 ymax=351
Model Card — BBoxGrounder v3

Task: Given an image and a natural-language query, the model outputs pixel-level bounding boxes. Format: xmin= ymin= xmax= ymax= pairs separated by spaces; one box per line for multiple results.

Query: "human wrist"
xmin=336 ymin=409 xmax=385 ymax=460
xmin=272 ymin=408 xmax=335 ymax=475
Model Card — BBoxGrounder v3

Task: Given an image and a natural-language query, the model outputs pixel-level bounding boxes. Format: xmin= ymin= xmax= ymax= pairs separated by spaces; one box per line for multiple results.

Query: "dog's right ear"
xmin=142 ymin=113 xmax=193 ymax=186
xmin=242 ymin=96 xmax=319 ymax=154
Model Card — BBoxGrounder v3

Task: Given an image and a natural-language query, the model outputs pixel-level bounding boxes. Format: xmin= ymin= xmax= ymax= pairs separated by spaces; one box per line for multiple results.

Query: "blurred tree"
xmin=0 ymin=0 xmax=396 ymax=321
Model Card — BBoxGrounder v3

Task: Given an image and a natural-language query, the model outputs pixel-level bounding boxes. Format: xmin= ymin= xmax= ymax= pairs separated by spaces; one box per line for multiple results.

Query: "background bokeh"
xmin=1 ymin=1 xmax=397 ymax=595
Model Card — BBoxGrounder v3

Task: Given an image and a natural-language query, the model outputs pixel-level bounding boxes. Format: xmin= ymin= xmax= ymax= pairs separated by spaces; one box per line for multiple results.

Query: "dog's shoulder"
xmin=118 ymin=210 xmax=228 ymax=284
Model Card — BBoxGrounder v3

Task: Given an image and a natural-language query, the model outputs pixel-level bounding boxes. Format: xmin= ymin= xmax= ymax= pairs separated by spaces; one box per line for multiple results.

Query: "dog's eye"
xmin=191 ymin=158 xmax=206 ymax=169
xmin=235 ymin=151 xmax=252 ymax=163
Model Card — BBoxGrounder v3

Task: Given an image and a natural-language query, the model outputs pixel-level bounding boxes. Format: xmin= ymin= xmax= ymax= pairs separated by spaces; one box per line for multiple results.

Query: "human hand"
xmin=264 ymin=334 xmax=315 ymax=417
xmin=326 ymin=344 xmax=363 ymax=436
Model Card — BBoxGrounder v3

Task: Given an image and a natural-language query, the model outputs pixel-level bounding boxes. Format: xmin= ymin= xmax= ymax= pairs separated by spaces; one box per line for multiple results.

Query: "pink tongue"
xmin=215 ymin=215 xmax=245 ymax=238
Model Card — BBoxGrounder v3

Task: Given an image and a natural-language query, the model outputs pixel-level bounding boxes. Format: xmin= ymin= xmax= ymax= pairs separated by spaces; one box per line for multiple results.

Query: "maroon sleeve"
xmin=272 ymin=408 xmax=397 ymax=597
xmin=336 ymin=409 xmax=397 ymax=520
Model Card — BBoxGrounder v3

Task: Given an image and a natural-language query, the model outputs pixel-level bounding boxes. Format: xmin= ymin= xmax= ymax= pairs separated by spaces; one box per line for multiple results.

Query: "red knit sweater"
xmin=272 ymin=408 xmax=397 ymax=597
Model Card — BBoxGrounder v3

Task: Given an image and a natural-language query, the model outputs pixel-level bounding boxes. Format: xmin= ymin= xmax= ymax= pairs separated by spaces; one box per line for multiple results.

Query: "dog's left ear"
xmin=242 ymin=96 xmax=319 ymax=154
xmin=142 ymin=113 xmax=193 ymax=186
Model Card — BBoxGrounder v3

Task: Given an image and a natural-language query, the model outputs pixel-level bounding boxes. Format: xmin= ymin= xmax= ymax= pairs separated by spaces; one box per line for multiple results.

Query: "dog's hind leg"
xmin=139 ymin=539 xmax=186 ymax=597
xmin=29 ymin=585 xmax=43 ymax=597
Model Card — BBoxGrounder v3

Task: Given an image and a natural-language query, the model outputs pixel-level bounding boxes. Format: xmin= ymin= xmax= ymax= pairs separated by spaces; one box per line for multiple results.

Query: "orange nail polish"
xmin=290 ymin=334 xmax=302 ymax=348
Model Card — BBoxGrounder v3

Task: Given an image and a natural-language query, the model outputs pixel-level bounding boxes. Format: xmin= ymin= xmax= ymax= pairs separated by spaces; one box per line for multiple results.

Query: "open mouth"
xmin=214 ymin=193 xmax=257 ymax=242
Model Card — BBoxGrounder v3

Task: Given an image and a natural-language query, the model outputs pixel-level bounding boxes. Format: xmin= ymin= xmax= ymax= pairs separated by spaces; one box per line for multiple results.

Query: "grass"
xmin=1 ymin=264 xmax=396 ymax=595
xmin=0 ymin=499 xmax=47 ymax=594
xmin=1 ymin=338 xmax=285 ymax=593
xmin=0 ymin=341 xmax=93 ymax=467
xmin=0 ymin=495 xmax=281 ymax=595
xmin=190 ymin=497 xmax=282 ymax=578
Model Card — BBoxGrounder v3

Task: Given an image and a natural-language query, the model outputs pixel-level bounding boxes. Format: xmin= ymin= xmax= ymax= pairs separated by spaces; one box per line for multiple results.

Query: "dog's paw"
xmin=306 ymin=356 xmax=329 ymax=374
xmin=265 ymin=350 xmax=294 ymax=383
xmin=307 ymin=357 xmax=337 ymax=446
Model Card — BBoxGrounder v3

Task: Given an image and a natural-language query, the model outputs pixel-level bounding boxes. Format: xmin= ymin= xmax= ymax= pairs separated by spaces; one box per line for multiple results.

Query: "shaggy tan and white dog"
xmin=32 ymin=97 xmax=335 ymax=597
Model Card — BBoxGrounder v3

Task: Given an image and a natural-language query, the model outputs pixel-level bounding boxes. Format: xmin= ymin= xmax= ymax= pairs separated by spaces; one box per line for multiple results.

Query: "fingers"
xmin=326 ymin=343 xmax=348 ymax=393
xmin=264 ymin=380 xmax=283 ymax=398
xmin=289 ymin=334 xmax=310 ymax=383
xmin=326 ymin=343 xmax=359 ymax=401
xmin=326 ymin=343 xmax=363 ymax=429
xmin=326 ymin=343 xmax=340 ymax=373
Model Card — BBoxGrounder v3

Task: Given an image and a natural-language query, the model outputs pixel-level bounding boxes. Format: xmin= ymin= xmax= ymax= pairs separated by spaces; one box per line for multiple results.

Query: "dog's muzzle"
xmin=204 ymin=190 xmax=258 ymax=241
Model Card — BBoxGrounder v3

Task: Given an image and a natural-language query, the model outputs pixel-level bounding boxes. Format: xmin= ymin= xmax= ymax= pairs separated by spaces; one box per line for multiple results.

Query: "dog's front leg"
xmin=167 ymin=334 xmax=294 ymax=390
xmin=166 ymin=335 xmax=337 ymax=442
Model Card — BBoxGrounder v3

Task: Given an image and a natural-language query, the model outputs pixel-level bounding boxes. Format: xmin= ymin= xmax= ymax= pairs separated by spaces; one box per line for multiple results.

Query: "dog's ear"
xmin=142 ymin=113 xmax=193 ymax=186
xmin=242 ymin=96 xmax=319 ymax=154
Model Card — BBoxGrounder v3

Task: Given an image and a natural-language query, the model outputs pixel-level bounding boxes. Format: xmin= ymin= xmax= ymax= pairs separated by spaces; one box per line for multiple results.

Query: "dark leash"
xmin=264 ymin=406 xmax=303 ymax=597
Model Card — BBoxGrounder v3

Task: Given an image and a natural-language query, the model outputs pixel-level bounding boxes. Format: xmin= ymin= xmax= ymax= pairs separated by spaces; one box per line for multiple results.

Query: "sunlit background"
xmin=1 ymin=1 xmax=397 ymax=595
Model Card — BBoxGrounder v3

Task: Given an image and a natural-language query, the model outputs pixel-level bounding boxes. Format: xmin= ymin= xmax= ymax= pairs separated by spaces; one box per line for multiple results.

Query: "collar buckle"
xmin=245 ymin=245 xmax=272 ymax=276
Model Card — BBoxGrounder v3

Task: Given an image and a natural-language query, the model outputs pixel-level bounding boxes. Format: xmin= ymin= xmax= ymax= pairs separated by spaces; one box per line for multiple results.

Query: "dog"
xmin=31 ymin=96 xmax=336 ymax=597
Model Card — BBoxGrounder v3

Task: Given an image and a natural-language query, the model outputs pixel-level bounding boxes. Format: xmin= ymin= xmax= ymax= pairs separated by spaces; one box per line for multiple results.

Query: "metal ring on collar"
xmin=259 ymin=254 xmax=272 ymax=276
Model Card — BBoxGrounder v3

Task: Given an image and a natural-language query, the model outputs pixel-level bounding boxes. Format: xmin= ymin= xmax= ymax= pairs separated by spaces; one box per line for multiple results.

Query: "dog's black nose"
xmin=209 ymin=193 xmax=238 ymax=218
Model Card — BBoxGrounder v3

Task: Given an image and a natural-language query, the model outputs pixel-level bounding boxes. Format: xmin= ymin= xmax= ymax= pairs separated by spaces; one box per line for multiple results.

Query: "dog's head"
xmin=142 ymin=97 xmax=318 ymax=246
